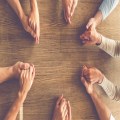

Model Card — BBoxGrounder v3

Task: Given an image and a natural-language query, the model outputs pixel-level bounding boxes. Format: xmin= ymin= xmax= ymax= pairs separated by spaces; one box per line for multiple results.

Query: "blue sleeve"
xmin=99 ymin=0 xmax=119 ymax=20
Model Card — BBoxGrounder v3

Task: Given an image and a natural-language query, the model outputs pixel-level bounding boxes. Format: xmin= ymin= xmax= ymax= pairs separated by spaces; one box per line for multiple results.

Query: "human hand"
xmin=80 ymin=26 xmax=102 ymax=45
xmin=82 ymin=65 xmax=104 ymax=84
xmin=21 ymin=15 xmax=37 ymax=40
xmin=29 ymin=9 xmax=40 ymax=44
xmin=52 ymin=95 xmax=72 ymax=120
xmin=81 ymin=76 xmax=94 ymax=95
xmin=62 ymin=0 xmax=78 ymax=24
xmin=19 ymin=65 xmax=35 ymax=95
xmin=86 ymin=18 xmax=97 ymax=29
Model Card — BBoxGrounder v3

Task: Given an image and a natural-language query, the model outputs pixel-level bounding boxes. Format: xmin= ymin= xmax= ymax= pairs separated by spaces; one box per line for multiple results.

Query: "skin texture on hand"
xmin=86 ymin=18 xmax=97 ymax=29
xmin=82 ymin=65 xmax=104 ymax=84
xmin=4 ymin=63 xmax=35 ymax=120
xmin=62 ymin=0 xmax=78 ymax=24
xmin=21 ymin=15 xmax=37 ymax=40
xmin=81 ymin=77 xmax=94 ymax=95
xmin=29 ymin=10 xmax=40 ymax=44
xmin=19 ymin=65 xmax=35 ymax=95
xmin=80 ymin=27 xmax=102 ymax=45
xmin=29 ymin=0 xmax=40 ymax=44
xmin=52 ymin=95 xmax=72 ymax=120
xmin=86 ymin=11 xmax=103 ymax=30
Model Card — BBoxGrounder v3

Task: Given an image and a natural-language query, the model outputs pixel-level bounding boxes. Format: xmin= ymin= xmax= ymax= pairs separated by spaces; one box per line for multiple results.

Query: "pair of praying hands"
xmin=81 ymin=65 xmax=104 ymax=95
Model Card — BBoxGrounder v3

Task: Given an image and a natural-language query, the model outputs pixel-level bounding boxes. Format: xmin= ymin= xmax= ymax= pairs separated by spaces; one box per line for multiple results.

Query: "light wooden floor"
xmin=0 ymin=0 xmax=120 ymax=120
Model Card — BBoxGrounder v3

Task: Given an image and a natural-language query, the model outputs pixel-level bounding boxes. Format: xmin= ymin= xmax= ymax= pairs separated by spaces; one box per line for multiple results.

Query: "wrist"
xmin=30 ymin=0 xmax=38 ymax=12
xmin=18 ymin=90 xmax=27 ymax=99
xmin=89 ymin=91 xmax=96 ymax=97
xmin=94 ymin=11 xmax=103 ymax=27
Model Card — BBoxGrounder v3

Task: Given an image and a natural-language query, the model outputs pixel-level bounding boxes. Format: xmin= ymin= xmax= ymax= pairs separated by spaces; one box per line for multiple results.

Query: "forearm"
xmin=99 ymin=0 xmax=119 ymax=20
xmin=98 ymin=35 xmax=120 ymax=57
xmin=93 ymin=11 xmax=103 ymax=27
xmin=90 ymin=91 xmax=111 ymax=120
xmin=4 ymin=92 xmax=27 ymax=120
xmin=0 ymin=67 xmax=13 ymax=84
xmin=30 ymin=0 xmax=38 ymax=11
xmin=7 ymin=0 xmax=25 ymax=20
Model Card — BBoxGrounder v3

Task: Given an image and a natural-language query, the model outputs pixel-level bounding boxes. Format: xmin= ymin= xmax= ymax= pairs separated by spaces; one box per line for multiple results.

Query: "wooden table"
xmin=0 ymin=0 xmax=120 ymax=119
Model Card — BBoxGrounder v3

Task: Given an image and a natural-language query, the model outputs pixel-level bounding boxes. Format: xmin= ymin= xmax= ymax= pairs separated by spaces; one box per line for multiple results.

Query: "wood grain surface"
xmin=0 ymin=0 xmax=120 ymax=120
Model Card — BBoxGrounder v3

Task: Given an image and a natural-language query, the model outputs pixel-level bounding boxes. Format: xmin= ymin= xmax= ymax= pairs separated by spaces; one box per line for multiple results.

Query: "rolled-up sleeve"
xmin=98 ymin=35 xmax=120 ymax=57
xmin=99 ymin=76 xmax=120 ymax=101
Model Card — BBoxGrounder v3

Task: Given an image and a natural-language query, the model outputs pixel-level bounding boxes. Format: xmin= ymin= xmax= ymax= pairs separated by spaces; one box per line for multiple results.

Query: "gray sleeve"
xmin=98 ymin=35 xmax=120 ymax=57
xmin=99 ymin=0 xmax=119 ymax=20
xmin=99 ymin=76 xmax=120 ymax=101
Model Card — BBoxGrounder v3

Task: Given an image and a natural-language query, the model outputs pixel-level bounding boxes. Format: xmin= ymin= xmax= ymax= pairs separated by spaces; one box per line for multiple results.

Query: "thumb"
xmin=81 ymin=77 xmax=88 ymax=88
xmin=86 ymin=19 xmax=93 ymax=29
xmin=82 ymin=65 xmax=88 ymax=72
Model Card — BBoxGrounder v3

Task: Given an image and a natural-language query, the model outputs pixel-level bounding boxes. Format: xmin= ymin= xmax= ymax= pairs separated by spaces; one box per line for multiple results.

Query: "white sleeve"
xmin=99 ymin=0 xmax=119 ymax=20
xmin=99 ymin=76 xmax=120 ymax=101
xmin=110 ymin=114 xmax=115 ymax=120
xmin=98 ymin=35 xmax=120 ymax=57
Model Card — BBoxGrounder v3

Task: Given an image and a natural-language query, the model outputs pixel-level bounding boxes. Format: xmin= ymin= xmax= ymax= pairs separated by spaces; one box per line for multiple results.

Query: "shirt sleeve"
xmin=98 ymin=35 xmax=120 ymax=57
xmin=99 ymin=0 xmax=119 ymax=20
xmin=99 ymin=76 xmax=120 ymax=101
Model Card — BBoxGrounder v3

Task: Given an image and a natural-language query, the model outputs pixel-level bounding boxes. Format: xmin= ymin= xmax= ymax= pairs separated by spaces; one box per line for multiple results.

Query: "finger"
xmin=66 ymin=10 xmax=71 ymax=24
xmin=20 ymin=70 xmax=24 ymax=79
xmin=63 ymin=102 xmax=67 ymax=112
xmin=67 ymin=101 xmax=72 ymax=120
xmin=33 ymin=22 xmax=36 ymax=32
xmin=36 ymin=27 xmax=40 ymax=44
xmin=28 ymin=18 xmax=32 ymax=28
xmin=81 ymin=77 xmax=88 ymax=88
xmin=70 ymin=3 xmax=76 ymax=17
xmin=27 ymin=25 xmax=36 ymax=39
xmin=86 ymin=19 xmax=93 ymax=29
xmin=64 ymin=10 xmax=68 ymax=23
xmin=25 ymin=69 xmax=29 ymax=79
xmin=82 ymin=65 xmax=88 ymax=75
xmin=65 ymin=6 xmax=71 ymax=24
xmin=56 ymin=94 xmax=63 ymax=105
xmin=65 ymin=114 xmax=68 ymax=120
xmin=32 ymin=66 xmax=35 ymax=80
xmin=63 ymin=108 xmax=68 ymax=118
xmin=24 ymin=63 xmax=30 ymax=70
xmin=60 ymin=99 xmax=66 ymax=110
xmin=19 ymin=62 xmax=30 ymax=70
xmin=29 ymin=66 xmax=33 ymax=78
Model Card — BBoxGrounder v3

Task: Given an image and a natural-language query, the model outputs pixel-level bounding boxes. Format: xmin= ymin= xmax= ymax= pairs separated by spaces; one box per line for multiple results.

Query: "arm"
xmin=29 ymin=0 xmax=40 ymax=44
xmin=4 ymin=93 xmax=27 ymax=120
xmin=99 ymin=76 xmax=120 ymax=101
xmin=86 ymin=0 xmax=119 ymax=29
xmin=81 ymin=77 xmax=115 ymax=120
xmin=90 ymin=91 xmax=114 ymax=120
xmin=6 ymin=0 xmax=25 ymax=20
xmin=4 ymin=65 xmax=35 ymax=120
